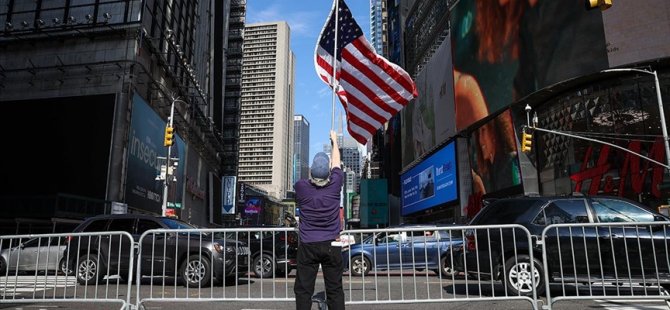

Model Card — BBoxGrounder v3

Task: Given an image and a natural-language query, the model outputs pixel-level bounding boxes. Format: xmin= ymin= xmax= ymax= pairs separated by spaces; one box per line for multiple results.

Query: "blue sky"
xmin=246 ymin=0 xmax=371 ymax=160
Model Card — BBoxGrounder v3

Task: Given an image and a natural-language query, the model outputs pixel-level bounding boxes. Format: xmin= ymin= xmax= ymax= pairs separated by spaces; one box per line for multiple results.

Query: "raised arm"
xmin=329 ymin=130 xmax=341 ymax=169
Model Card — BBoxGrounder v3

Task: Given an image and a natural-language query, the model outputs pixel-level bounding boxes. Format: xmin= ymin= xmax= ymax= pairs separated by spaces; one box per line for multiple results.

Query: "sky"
xmin=245 ymin=0 xmax=372 ymax=161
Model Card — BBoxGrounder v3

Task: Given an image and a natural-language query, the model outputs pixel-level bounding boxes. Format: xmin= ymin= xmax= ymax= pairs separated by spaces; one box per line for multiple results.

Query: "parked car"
xmin=343 ymin=225 xmax=463 ymax=277
xmin=219 ymin=229 xmax=299 ymax=278
xmin=0 ymin=237 xmax=71 ymax=275
xmin=64 ymin=214 xmax=249 ymax=287
xmin=456 ymin=195 xmax=670 ymax=296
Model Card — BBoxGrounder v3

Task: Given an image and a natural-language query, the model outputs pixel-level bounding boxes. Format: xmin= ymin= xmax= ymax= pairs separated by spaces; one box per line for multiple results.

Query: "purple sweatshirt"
xmin=294 ymin=167 xmax=343 ymax=243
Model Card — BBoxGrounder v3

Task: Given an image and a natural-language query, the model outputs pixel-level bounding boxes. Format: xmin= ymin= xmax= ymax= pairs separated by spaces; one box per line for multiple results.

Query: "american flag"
xmin=315 ymin=0 xmax=417 ymax=144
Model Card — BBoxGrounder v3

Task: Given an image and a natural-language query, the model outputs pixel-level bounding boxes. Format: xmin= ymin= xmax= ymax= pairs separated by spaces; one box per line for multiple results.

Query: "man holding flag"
xmin=293 ymin=0 xmax=418 ymax=308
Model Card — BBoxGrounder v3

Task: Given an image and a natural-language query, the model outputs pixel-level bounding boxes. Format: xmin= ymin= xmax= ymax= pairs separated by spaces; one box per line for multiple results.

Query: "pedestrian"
xmin=293 ymin=130 xmax=344 ymax=310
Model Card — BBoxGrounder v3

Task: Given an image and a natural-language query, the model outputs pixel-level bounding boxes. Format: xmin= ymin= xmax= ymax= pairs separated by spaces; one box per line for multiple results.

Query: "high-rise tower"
xmin=238 ymin=22 xmax=295 ymax=199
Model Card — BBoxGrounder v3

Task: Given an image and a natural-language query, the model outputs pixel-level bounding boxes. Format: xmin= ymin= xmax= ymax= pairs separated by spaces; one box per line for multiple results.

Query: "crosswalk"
xmin=0 ymin=275 xmax=77 ymax=297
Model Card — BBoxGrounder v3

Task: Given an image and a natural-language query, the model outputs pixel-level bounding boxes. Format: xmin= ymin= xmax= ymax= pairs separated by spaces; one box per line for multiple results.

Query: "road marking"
xmin=0 ymin=276 xmax=76 ymax=297
xmin=595 ymin=299 xmax=670 ymax=310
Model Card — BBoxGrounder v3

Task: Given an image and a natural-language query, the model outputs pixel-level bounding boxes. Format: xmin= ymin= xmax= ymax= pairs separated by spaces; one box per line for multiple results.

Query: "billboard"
xmin=468 ymin=110 xmax=521 ymax=196
xmin=401 ymin=141 xmax=458 ymax=216
xmin=401 ymin=37 xmax=456 ymax=168
xmin=125 ymin=94 xmax=186 ymax=214
xmin=603 ymin=1 xmax=670 ymax=68
xmin=450 ymin=0 xmax=609 ymax=131
xmin=241 ymin=197 xmax=263 ymax=226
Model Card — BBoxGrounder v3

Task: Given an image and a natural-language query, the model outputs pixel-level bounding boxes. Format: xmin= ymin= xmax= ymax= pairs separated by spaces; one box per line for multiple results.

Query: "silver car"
xmin=0 ymin=237 xmax=70 ymax=275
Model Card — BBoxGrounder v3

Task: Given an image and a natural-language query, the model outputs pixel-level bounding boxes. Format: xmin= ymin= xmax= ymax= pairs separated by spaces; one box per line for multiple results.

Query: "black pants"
xmin=294 ymin=240 xmax=344 ymax=310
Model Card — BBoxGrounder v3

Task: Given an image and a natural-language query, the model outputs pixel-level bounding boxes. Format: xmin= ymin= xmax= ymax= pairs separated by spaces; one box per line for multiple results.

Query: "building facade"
xmin=293 ymin=115 xmax=310 ymax=182
xmin=389 ymin=0 xmax=670 ymax=225
xmin=220 ymin=0 xmax=246 ymax=179
xmin=238 ymin=22 xmax=295 ymax=200
xmin=0 ymin=0 xmax=226 ymax=234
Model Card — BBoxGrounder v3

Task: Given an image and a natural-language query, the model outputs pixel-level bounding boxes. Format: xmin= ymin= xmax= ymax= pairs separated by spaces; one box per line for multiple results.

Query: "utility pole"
xmin=162 ymin=98 xmax=177 ymax=217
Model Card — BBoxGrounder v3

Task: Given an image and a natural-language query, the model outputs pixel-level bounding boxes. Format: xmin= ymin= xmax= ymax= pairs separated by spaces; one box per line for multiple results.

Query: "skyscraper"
xmin=370 ymin=0 xmax=388 ymax=56
xmin=239 ymin=22 xmax=295 ymax=199
xmin=293 ymin=115 xmax=310 ymax=182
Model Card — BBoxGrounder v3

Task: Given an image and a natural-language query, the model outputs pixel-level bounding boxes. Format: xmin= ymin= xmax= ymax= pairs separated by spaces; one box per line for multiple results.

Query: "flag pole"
xmin=330 ymin=0 xmax=339 ymax=131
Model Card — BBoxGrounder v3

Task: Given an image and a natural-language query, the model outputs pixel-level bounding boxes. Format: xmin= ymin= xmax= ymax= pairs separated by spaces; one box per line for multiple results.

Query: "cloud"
xmin=317 ymin=86 xmax=331 ymax=98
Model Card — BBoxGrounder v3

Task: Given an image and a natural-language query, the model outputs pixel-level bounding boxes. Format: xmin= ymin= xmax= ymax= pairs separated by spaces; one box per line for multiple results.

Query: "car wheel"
xmin=437 ymin=255 xmax=455 ymax=278
xmin=0 ymin=257 xmax=6 ymax=275
xmin=253 ymin=254 xmax=275 ymax=278
xmin=59 ymin=258 xmax=74 ymax=276
xmin=350 ymin=255 xmax=370 ymax=276
xmin=180 ymin=255 xmax=211 ymax=288
xmin=503 ymin=255 xmax=544 ymax=297
xmin=76 ymin=254 xmax=104 ymax=285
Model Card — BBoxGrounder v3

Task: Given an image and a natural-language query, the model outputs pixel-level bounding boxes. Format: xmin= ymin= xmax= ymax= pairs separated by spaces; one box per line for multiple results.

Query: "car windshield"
xmin=161 ymin=218 xmax=196 ymax=230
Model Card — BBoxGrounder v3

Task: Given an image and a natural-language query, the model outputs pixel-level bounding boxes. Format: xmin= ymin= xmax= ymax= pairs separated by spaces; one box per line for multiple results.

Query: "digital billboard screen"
xmin=241 ymin=197 xmax=263 ymax=226
xmin=401 ymin=37 xmax=455 ymax=168
xmin=401 ymin=142 xmax=458 ymax=216
xmin=450 ymin=0 xmax=609 ymax=131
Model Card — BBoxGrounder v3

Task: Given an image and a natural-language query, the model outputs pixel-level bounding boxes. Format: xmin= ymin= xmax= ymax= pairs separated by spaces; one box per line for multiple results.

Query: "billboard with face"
xmin=450 ymin=0 xmax=609 ymax=131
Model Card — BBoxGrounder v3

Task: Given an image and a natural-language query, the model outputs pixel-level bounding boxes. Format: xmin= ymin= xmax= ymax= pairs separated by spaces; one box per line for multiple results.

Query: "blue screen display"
xmin=401 ymin=142 xmax=458 ymax=216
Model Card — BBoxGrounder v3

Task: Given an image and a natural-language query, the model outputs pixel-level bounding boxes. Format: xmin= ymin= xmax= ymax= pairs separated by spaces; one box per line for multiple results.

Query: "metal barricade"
xmin=541 ymin=222 xmax=670 ymax=310
xmin=0 ymin=231 xmax=134 ymax=310
xmin=340 ymin=225 xmax=540 ymax=309
xmin=134 ymin=227 xmax=293 ymax=309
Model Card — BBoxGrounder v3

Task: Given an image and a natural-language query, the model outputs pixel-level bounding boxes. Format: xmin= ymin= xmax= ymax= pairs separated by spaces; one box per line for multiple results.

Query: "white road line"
xmin=595 ymin=299 xmax=670 ymax=310
xmin=0 ymin=276 xmax=76 ymax=296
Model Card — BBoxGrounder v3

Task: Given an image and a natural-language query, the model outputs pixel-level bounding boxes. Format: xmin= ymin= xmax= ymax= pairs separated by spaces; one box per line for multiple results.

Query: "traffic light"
xmin=521 ymin=132 xmax=533 ymax=153
xmin=586 ymin=0 xmax=612 ymax=11
xmin=164 ymin=126 xmax=174 ymax=147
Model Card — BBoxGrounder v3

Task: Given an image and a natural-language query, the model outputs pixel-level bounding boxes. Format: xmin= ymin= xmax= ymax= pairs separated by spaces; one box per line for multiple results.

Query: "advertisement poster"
xmin=222 ymin=176 xmax=236 ymax=214
xmin=401 ymin=141 xmax=458 ymax=216
xmin=241 ymin=197 xmax=263 ymax=226
xmin=401 ymin=37 xmax=456 ymax=168
xmin=125 ymin=94 xmax=185 ymax=214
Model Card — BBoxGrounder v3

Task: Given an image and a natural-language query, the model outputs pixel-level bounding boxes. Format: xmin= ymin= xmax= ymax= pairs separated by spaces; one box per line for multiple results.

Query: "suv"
xmin=64 ymin=214 xmax=249 ymax=287
xmin=219 ymin=229 xmax=299 ymax=278
xmin=456 ymin=195 xmax=670 ymax=296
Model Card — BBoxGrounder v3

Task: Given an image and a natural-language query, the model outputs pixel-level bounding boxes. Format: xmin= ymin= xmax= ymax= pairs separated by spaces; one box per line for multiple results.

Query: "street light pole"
xmin=602 ymin=68 xmax=670 ymax=172
xmin=162 ymin=98 xmax=177 ymax=217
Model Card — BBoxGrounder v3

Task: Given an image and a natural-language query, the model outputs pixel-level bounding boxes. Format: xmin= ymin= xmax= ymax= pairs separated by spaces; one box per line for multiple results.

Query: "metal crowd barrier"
xmin=341 ymin=225 xmax=539 ymax=309
xmin=134 ymin=227 xmax=290 ymax=309
xmin=0 ymin=231 xmax=134 ymax=310
xmin=541 ymin=222 xmax=670 ymax=309
xmin=11 ymin=223 xmax=670 ymax=310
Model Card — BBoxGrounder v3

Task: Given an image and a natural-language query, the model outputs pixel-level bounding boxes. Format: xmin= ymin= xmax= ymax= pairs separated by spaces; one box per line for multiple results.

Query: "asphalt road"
xmin=1 ymin=271 xmax=669 ymax=310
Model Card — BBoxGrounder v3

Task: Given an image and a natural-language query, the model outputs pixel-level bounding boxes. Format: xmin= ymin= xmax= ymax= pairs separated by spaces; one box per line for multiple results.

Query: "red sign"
xmin=570 ymin=138 xmax=666 ymax=198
